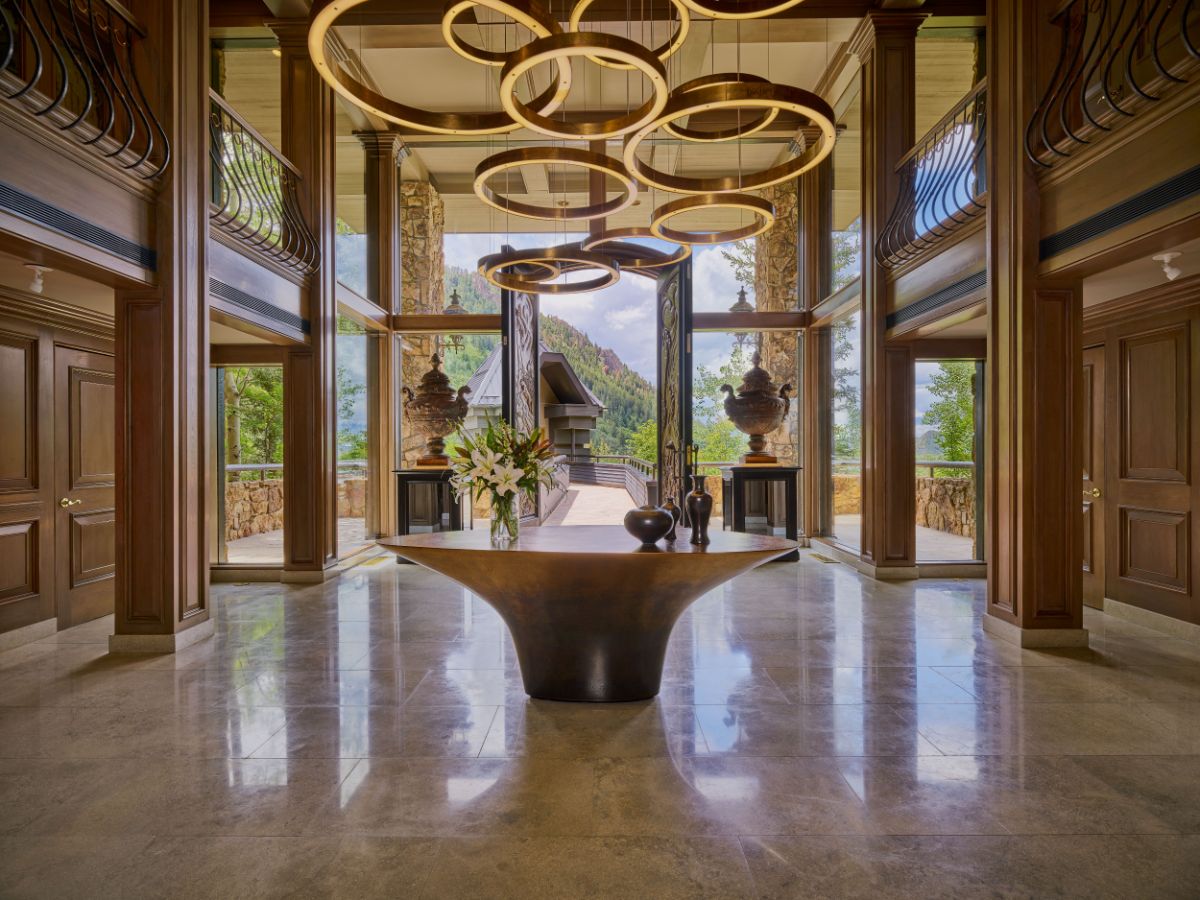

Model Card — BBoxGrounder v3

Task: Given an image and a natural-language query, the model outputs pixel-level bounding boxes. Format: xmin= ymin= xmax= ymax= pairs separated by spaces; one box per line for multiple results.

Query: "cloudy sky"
xmin=443 ymin=232 xmax=943 ymax=421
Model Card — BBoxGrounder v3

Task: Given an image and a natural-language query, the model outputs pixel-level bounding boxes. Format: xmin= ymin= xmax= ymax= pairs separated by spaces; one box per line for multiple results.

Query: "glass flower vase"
xmin=490 ymin=493 xmax=520 ymax=546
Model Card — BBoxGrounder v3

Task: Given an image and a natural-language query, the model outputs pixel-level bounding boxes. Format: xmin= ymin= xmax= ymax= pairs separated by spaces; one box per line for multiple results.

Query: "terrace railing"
xmin=224 ymin=460 xmax=366 ymax=482
xmin=208 ymin=89 xmax=318 ymax=274
xmin=1026 ymin=0 xmax=1199 ymax=168
xmin=0 ymin=0 xmax=169 ymax=179
xmin=877 ymin=80 xmax=987 ymax=268
xmin=566 ymin=454 xmax=658 ymax=507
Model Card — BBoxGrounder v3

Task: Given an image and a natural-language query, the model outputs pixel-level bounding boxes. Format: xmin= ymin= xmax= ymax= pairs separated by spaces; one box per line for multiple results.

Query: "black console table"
xmin=721 ymin=465 xmax=800 ymax=561
xmin=393 ymin=468 xmax=467 ymax=562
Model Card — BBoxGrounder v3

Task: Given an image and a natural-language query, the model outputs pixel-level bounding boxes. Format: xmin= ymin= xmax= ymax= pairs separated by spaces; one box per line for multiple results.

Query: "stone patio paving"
xmin=224 ymin=518 xmax=374 ymax=564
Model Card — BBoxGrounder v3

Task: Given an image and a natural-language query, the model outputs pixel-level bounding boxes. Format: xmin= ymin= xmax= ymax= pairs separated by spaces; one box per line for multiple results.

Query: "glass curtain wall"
xmin=211 ymin=365 xmax=285 ymax=565
xmin=336 ymin=315 xmax=374 ymax=556
xmin=915 ymin=359 xmax=983 ymax=561
xmin=829 ymin=309 xmax=863 ymax=549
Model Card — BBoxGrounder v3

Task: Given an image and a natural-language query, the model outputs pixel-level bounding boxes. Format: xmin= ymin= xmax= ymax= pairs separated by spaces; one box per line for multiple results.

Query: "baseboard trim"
xmin=280 ymin=568 xmax=334 ymax=583
xmin=918 ymin=562 xmax=987 ymax=579
xmin=983 ymin=615 xmax=1090 ymax=648
xmin=211 ymin=567 xmax=282 ymax=583
xmin=1103 ymin=597 xmax=1200 ymax=643
xmin=812 ymin=540 xmax=920 ymax=580
xmin=0 ymin=617 xmax=57 ymax=652
xmin=108 ymin=619 xmax=215 ymax=654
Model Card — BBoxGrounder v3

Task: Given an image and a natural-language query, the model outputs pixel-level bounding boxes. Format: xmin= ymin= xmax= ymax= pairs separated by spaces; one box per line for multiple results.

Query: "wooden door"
xmin=0 ymin=326 xmax=53 ymax=633
xmin=54 ymin=346 xmax=115 ymax=628
xmin=1082 ymin=345 xmax=1105 ymax=609
xmin=501 ymin=287 xmax=540 ymax=524
xmin=656 ymin=261 xmax=693 ymax=511
xmin=1104 ymin=315 xmax=1199 ymax=625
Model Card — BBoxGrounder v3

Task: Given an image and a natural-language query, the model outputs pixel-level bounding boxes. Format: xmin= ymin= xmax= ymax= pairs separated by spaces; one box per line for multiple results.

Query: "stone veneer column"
xmin=754 ymin=179 xmax=800 ymax=466
xmin=400 ymin=181 xmax=445 ymax=466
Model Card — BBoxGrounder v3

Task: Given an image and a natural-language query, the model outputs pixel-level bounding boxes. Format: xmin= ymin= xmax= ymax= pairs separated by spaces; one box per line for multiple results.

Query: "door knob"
xmin=1084 ymin=487 xmax=1101 ymax=499
xmin=59 ymin=497 xmax=82 ymax=508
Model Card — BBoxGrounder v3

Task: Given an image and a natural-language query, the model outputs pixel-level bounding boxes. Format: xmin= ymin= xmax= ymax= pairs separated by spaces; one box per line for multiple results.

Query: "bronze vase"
xmin=623 ymin=505 xmax=674 ymax=546
xmin=686 ymin=474 xmax=712 ymax=546
xmin=661 ymin=496 xmax=681 ymax=542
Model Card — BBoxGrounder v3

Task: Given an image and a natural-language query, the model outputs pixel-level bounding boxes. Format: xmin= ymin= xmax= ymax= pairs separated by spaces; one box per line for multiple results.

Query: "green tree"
xmin=627 ymin=419 xmax=658 ymax=462
xmin=720 ymin=239 xmax=755 ymax=289
xmin=832 ymin=316 xmax=861 ymax=461
xmin=922 ymin=361 xmax=976 ymax=463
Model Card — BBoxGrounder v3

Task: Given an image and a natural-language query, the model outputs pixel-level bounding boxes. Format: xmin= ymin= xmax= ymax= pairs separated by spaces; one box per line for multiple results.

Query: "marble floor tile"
xmin=2 ymin=549 xmax=1198 ymax=895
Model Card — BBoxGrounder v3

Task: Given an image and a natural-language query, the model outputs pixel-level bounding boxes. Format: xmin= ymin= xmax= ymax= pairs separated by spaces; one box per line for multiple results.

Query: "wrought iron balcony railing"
xmin=1026 ymin=0 xmax=1199 ymax=168
xmin=877 ymin=81 xmax=987 ymax=269
xmin=208 ymin=89 xmax=318 ymax=275
xmin=0 ymin=0 xmax=168 ymax=179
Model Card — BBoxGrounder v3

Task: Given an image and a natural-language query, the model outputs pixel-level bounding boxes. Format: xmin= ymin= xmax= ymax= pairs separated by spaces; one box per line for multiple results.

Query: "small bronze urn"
xmin=720 ymin=351 xmax=793 ymax=464
xmin=402 ymin=353 xmax=470 ymax=467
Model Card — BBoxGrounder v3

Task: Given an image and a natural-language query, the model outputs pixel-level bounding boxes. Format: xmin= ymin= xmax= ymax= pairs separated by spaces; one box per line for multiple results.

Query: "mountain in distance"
xmin=439 ymin=265 xmax=655 ymax=454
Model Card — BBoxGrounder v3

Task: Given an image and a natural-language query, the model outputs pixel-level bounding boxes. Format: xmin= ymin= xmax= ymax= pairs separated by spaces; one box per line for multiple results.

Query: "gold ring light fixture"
xmin=500 ymin=32 xmax=669 ymax=139
xmin=624 ymin=81 xmax=836 ymax=193
xmin=650 ymin=193 xmax=776 ymax=245
xmin=308 ymin=0 xmax=570 ymax=135
xmin=474 ymin=147 xmax=639 ymax=222
xmin=442 ymin=0 xmax=562 ymax=66
xmin=660 ymin=73 xmax=780 ymax=142
xmin=678 ymin=0 xmax=807 ymax=20
xmin=568 ymin=0 xmax=690 ymax=70
xmin=580 ymin=227 xmax=692 ymax=269
xmin=479 ymin=244 xmax=621 ymax=294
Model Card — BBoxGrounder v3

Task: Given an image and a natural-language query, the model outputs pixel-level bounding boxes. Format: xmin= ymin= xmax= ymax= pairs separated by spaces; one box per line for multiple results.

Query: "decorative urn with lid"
xmin=402 ymin=353 xmax=470 ymax=466
xmin=720 ymin=351 xmax=793 ymax=464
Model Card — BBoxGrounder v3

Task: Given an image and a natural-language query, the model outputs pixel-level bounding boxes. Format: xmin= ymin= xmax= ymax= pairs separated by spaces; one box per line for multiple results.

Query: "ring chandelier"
xmin=307 ymin=0 xmax=836 ymax=292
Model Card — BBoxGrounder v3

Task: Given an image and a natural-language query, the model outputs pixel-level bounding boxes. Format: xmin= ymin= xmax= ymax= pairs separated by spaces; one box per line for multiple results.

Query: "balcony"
xmin=877 ymin=80 xmax=987 ymax=269
xmin=208 ymin=89 xmax=317 ymax=276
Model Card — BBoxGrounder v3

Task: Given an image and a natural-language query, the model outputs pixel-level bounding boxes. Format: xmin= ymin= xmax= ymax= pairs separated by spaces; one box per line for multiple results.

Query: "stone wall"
xmin=832 ymin=474 xmax=861 ymax=515
xmin=754 ymin=180 xmax=800 ymax=465
xmin=225 ymin=479 xmax=284 ymax=540
xmin=223 ymin=477 xmax=368 ymax=541
xmin=400 ymin=181 xmax=445 ymax=467
xmin=915 ymin=476 xmax=975 ymax=537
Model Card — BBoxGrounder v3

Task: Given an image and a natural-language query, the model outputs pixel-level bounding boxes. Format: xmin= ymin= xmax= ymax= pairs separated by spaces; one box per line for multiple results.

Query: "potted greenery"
xmin=450 ymin=419 xmax=556 ymax=544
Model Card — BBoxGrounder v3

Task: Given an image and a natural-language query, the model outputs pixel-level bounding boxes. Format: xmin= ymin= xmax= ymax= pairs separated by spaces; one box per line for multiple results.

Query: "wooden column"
xmin=272 ymin=19 xmax=339 ymax=577
xmin=358 ymin=132 xmax=404 ymax=535
xmin=799 ymin=159 xmax=832 ymax=538
xmin=853 ymin=12 xmax=923 ymax=578
xmin=110 ymin=0 xmax=212 ymax=651
xmin=983 ymin=0 xmax=1087 ymax=646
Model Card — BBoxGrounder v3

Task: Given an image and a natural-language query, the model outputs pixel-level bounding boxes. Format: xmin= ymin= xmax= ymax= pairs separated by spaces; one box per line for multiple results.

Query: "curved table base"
xmin=382 ymin=526 xmax=795 ymax=702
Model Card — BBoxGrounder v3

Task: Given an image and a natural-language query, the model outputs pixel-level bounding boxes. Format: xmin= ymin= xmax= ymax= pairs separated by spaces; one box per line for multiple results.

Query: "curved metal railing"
xmin=877 ymin=81 xmax=987 ymax=268
xmin=0 ymin=0 xmax=169 ymax=179
xmin=208 ymin=89 xmax=318 ymax=274
xmin=1025 ymin=0 xmax=1199 ymax=168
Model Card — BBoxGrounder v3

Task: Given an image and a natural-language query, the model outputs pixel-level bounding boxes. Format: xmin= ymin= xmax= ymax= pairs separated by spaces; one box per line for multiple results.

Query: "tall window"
xmin=336 ymin=315 xmax=373 ymax=556
xmin=915 ymin=359 xmax=983 ymax=561
xmin=335 ymin=101 xmax=369 ymax=298
xmin=831 ymin=86 xmax=862 ymax=292
xmin=829 ymin=309 xmax=862 ymax=549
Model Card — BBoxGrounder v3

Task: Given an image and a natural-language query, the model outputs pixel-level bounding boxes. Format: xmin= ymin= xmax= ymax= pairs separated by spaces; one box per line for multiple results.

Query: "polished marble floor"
xmin=2 ymin=550 xmax=1200 ymax=898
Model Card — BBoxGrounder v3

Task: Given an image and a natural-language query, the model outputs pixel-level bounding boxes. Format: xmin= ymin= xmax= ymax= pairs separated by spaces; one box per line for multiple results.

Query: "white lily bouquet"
xmin=450 ymin=419 xmax=556 ymax=544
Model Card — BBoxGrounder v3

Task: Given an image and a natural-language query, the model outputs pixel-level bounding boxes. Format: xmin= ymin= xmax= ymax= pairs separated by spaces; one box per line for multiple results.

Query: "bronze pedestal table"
xmin=379 ymin=525 xmax=796 ymax=702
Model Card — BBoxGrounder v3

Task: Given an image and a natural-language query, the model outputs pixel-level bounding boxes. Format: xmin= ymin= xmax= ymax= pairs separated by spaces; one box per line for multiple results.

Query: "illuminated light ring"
xmin=649 ymin=193 xmax=775 ymax=245
xmin=623 ymin=81 xmax=836 ymax=193
xmin=308 ymin=0 xmax=570 ymax=135
xmin=478 ymin=244 xmax=621 ymax=294
xmin=500 ymin=32 xmax=669 ymax=139
xmin=474 ymin=147 xmax=639 ymax=222
xmin=442 ymin=0 xmax=561 ymax=66
xmin=568 ymin=0 xmax=690 ymax=70
xmin=580 ymin=227 xmax=692 ymax=268
xmin=660 ymin=73 xmax=780 ymax=142
xmin=677 ymin=0 xmax=806 ymax=20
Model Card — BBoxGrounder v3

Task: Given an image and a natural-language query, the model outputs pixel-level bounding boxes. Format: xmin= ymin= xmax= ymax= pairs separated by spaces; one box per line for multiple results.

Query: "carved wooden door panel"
xmin=1104 ymin=315 xmax=1199 ymax=625
xmin=54 ymin=346 xmax=115 ymax=628
xmin=656 ymin=261 xmax=693 ymax=515
xmin=502 ymin=288 xmax=540 ymax=523
xmin=1082 ymin=345 xmax=1106 ymax=610
xmin=0 ymin=325 xmax=53 ymax=633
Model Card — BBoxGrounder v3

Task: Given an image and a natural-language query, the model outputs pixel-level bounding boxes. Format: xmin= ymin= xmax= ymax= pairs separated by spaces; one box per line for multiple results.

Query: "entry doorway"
xmin=1082 ymin=345 xmax=1106 ymax=609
